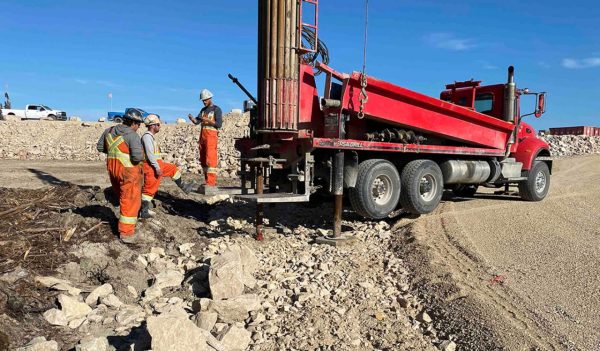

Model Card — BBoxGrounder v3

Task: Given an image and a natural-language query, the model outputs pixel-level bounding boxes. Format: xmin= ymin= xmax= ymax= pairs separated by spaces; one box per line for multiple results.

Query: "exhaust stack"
xmin=503 ymin=66 xmax=516 ymax=123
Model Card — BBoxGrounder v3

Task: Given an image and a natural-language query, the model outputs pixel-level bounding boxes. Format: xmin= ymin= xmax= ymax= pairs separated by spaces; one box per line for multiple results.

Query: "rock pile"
xmin=0 ymin=112 xmax=250 ymax=178
xmin=541 ymin=135 xmax=600 ymax=157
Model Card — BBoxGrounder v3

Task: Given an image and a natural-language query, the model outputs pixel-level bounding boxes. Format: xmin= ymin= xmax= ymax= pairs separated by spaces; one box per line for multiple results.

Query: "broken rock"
xmin=43 ymin=308 xmax=68 ymax=326
xmin=217 ymin=325 xmax=252 ymax=351
xmin=194 ymin=311 xmax=218 ymax=331
xmin=154 ymin=269 xmax=184 ymax=289
xmin=75 ymin=337 xmax=110 ymax=351
xmin=208 ymin=249 xmax=245 ymax=300
xmin=58 ymin=294 xmax=92 ymax=321
xmin=15 ymin=336 xmax=59 ymax=351
xmin=85 ymin=283 xmax=113 ymax=306
xmin=35 ymin=276 xmax=81 ymax=296
xmin=208 ymin=294 xmax=261 ymax=323
xmin=147 ymin=313 xmax=210 ymax=351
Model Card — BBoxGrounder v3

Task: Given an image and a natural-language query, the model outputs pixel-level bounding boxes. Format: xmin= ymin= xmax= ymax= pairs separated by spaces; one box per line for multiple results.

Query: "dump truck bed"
xmin=328 ymin=67 xmax=515 ymax=150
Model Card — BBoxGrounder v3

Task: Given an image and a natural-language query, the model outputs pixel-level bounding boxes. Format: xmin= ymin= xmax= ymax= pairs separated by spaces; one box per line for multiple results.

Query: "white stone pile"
xmin=0 ymin=112 xmax=250 ymax=178
xmin=541 ymin=135 xmax=600 ymax=157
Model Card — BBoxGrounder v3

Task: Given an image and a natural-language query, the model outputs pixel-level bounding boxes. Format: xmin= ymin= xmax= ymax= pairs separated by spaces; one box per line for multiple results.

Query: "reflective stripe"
xmin=206 ymin=167 xmax=218 ymax=174
xmin=202 ymin=125 xmax=218 ymax=131
xmin=106 ymin=133 xmax=133 ymax=167
xmin=119 ymin=215 xmax=137 ymax=224
xmin=142 ymin=194 xmax=153 ymax=202
xmin=173 ymin=170 xmax=181 ymax=180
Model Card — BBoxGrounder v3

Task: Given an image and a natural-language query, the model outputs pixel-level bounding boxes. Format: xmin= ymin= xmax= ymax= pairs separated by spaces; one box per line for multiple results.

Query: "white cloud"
xmin=425 ymin=33 xmax=475 ymax=51
xmin=73 ymin=78 xmax=88 ymax=84
xmin=537 ymin=61 xmax=551 ymax=69
xmin=561 ymin=57 xmax=600 ymax=69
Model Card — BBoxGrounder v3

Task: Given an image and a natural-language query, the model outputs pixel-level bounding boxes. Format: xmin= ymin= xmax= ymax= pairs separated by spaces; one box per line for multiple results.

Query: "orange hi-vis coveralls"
xmin=194 ymin=105 xmax=222 ymax=186
xmin=141 ymin=132 xmax=182 ymax=202
xmin=97 ymin=125 xmax=143 ymax=238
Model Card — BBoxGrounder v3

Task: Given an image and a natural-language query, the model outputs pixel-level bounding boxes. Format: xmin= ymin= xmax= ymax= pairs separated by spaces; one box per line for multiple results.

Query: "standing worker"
xmin=97 ymin=108 xmax=144 ymax=244
xmin=188 ymin=89 xmax=222 ymax=195
xmin=140 ymin=114 xmax=194 ymax=218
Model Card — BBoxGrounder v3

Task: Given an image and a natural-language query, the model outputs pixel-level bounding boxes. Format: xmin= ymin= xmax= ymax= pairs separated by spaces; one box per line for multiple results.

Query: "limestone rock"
xmin=58 ymin=294 xmax=92 ymax=321
xmin=15 ymin=336 xmax=58 ymax=351
xmin=154 ymin=269 xmax=184 ymax=289
xmin=43 ymin=308 xmax=68 ymax=326
xmin=85 ymin=283 xmax=113 ymax=306
xmin=75 ymin=337 xmax=110 ymax=351
xmin=217 ymin=325 xmax=252 ymax=351
xmin=147 ymin=313 xmax=210 ymax=351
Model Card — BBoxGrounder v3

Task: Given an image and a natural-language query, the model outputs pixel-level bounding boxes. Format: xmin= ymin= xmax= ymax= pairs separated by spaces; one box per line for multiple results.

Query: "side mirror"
xmin=535 ymin=93 xmax=546 ymax=118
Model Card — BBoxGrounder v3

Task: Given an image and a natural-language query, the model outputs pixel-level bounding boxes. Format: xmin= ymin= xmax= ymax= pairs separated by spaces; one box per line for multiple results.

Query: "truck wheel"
xmin=400 ymin=159 xmax=444 ymax=215
xmin=349 ymin=159 xmax=401 ymax=219
xmin=518 ymin=161 xmax=550 ymax=201
xmin=114 ymin=117 xmax=123 ymax=123
xmin=452 ymin=184 xmax=478 ymax=197
xmin=47 ymin=114 xmax=56 ymax=121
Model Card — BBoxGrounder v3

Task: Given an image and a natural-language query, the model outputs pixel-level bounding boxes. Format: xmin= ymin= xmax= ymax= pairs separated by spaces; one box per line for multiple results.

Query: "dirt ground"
xmin=0 ymin=156 xmax=599 ymax=350
xmin=393 ymin=155 xmax=600 ymax=350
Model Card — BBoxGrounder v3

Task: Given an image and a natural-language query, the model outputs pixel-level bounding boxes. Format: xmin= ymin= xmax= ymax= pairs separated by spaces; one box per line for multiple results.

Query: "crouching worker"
xmin=140 ymin=114 xmax=194 ymax=218
xmin=97 ymin=109 xmax=144 ymax=244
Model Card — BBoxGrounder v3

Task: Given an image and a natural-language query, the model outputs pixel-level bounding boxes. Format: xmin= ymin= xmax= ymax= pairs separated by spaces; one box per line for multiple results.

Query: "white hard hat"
xmin=144 ymin=114 xmax=161 ymax=126
xmin=199 ymin=89 xmax=213 ymax=101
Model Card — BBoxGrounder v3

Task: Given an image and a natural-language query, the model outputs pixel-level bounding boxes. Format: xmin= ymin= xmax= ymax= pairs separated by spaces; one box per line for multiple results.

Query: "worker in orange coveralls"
xmin=139 ymin=114 xmax=194 ymax=218
xmin=96 ymin=109 xmax=144 ymax=244
xmin=188 ymin=89 xmax=222 ymax=195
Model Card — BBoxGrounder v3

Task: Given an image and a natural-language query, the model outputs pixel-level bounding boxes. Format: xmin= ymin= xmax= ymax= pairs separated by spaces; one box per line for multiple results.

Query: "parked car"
xmin=107 ymin=108 xmax=152 ymax=123
xmin=1 ymin=104 xmax=67 ymax=121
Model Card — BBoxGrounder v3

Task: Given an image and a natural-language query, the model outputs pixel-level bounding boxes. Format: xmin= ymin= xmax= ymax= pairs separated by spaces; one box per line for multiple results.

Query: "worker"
xmin=188 ymin=89 xmax=222 ymax=195
xmin=96 ymin=108 xmax=144 ymax=244
xmin=140 ymin=114 xmax=194 ymax=218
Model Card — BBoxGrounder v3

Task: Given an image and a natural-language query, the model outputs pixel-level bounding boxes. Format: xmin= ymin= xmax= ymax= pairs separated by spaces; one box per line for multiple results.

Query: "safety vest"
xmin=106 ymin=130 xmax=134 ymax=167
xmin=142 ymin=133 xmax=162 ymax=161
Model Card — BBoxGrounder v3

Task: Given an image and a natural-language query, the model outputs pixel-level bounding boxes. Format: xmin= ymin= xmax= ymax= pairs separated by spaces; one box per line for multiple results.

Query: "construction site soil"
xmin=0 ymin=154 xmax=599 ymax=350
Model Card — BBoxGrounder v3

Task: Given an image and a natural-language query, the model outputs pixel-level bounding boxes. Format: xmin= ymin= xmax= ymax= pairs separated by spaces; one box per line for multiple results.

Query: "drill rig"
xmin=232 ymin=0 xmax=551 ymax=240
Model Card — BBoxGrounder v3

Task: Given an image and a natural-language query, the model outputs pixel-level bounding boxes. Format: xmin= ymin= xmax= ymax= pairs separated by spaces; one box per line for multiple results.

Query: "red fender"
xmin=513 ymin=122 xmax=551 ymax=171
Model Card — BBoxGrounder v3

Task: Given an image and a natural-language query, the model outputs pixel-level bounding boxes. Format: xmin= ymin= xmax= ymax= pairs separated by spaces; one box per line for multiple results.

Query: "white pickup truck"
xmin=1 ymin=104 xmax=67 ymax=121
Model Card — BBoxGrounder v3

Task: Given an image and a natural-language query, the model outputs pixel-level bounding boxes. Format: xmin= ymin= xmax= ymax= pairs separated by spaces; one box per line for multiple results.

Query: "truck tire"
xmin=113 ymin=117 xmax=123 ymax=124
xmin=518 ymin=161 xmax=550 ymax=201
xmin=399 ymin=159 xmax=444 ymax=215
xmin=349 ymin=159 xmax=401 ymax=219
xmin=47 ymin=114 xmax=56 ymax=121
xmin=452 ymin=184 xmax=478 ymax=197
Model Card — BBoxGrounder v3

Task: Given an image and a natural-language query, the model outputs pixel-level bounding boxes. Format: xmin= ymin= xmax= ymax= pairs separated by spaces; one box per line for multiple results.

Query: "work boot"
xmin=174 ymin=178 xmax=195 ymax=194
xmin=139 ymin=200 xmax=155 ymax=219
xmin=120 ymin=232 xmax=139 ymax=245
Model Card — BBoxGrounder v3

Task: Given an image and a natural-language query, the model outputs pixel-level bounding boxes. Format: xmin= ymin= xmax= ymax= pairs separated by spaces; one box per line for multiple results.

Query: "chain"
xmin=357 ymin=0 xmax=369 ymax=119
xmin=358 ymin=74 xmax=368 ymax=119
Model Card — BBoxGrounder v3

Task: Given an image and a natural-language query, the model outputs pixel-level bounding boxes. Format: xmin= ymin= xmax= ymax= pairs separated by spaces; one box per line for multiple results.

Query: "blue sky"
xmin=1 ymin=0 xmax=599 ymax=131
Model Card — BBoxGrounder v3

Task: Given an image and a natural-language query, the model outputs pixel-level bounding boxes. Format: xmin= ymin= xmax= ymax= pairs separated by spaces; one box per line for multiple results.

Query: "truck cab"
xmin=440 ymin=78 xmax=550 ymax=172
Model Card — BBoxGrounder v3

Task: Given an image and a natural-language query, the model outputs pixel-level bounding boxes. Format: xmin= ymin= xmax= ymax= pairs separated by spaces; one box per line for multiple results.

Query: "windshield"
xmin=42 ymin=105 xmax=52 ymax=110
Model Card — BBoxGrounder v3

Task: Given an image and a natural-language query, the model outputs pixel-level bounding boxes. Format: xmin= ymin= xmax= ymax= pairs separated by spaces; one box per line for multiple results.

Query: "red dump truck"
xmin=232 ymin=0 xmax=551 ymax=238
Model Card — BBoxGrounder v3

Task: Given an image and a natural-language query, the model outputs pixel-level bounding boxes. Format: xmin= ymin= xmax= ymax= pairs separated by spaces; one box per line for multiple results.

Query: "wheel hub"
xmin=535 ymin=171 xmax=547 ymax=193
xmin=419 ymin=174 xmax=436 ymax=202
xmin=372 ymin=175 xmax=393 ymax=205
